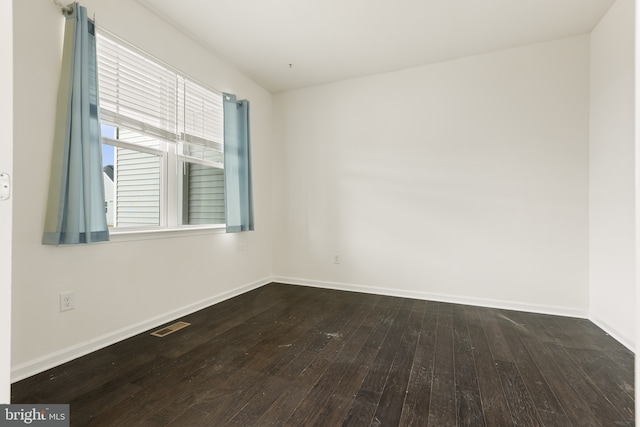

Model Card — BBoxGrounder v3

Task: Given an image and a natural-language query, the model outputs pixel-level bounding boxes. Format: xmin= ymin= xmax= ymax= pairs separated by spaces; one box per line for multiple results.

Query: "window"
xmin=96 ymin=31 xmax=224 ymax=231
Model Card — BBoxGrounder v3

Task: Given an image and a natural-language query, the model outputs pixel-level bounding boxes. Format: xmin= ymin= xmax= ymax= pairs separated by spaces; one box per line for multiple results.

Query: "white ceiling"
xmin=136 ymin=0 xmax=615 ymax=93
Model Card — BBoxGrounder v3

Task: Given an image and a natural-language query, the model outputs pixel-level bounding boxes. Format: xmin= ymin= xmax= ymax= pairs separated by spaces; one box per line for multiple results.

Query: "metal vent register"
xmin=151 ymin=321 xmax=191 ymax=337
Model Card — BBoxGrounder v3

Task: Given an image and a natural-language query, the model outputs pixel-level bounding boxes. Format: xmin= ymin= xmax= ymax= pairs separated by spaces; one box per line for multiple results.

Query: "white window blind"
xmin=178 ymin=79 xmax=224 ymax=150
xmin=96 ymin=32 xmax=223 ymax=150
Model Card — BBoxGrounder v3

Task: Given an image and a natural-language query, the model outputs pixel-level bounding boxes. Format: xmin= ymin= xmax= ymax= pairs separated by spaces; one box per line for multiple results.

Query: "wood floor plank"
xmin=240 ymin=297 xmax=376 ymax=425
xmin=188 ymin=296 xmax=337 ymax=419
xmin=495 ymin=360 xmax=543 ymax=426
xmin=427 ymin=303 xmax=457 ymax=427
xmin=10 ymin=283 xmax=635 ymax=426
xmin=495 ymin=310 xmax=565 ymax=415
xmin=451 ymin=305 xmax=484 ymax=426
xmin=341 ymin=300 xmax=414 ymax=426
xmin=564 ymin=346 xmax=634 ymax=419
xmin=537 ymin=409 xmax=572 ymax=427
xmin=284 ymin=296 xmax=386 ymax=427
xmin=226 ymin=351 xmax=315 ymax=426
xmin=451 ymin=305 xmax=478 ymax=390
xmin=257 ymin=354 xmax=332 ymax=426
xmin=371 ymin=302 xmax=423 ymax=426
xmin=165 ymin=407 xmax=212 ymax=427
xmin=67 ymin=356 xmax=175 ymax=423
xmin=311 ymin=300 xmax=401 ymax=426
xmin=399 ymin=301 xmax=437 ymax=426
xmin=69 ymin=381 xmax=143 ymax=425
xmin=533 ymin=313 xmax=584 ymax=347
xmin=521 ymin=337 xmax=601 ymax=427
xmin=552 ymin=316 xmax=635 ymax=377
xmin=198 ymin=296 xmax=370 ymax=424
xmin=12 ymin=350 xmax=122 ymax=403
xmin=476 ymin=306 xmax=513 ymax=363
xmin=341 ymin=389 xmax=379 ymax=426
xmin=543 ymin=342 xmax=629 ymax=426
xmin=455 ymin=386 xmax=485 ymax=427
xmin=465 ymin=306 xmax=512 ymax=426
xmin=255 ymin=297 xmax=378 ymax=426
xmin=283 ymin=323 xmax=374 ymax=426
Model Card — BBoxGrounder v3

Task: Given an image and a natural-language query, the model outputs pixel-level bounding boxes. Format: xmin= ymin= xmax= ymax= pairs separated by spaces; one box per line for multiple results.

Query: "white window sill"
xmin=107 ymin=224 xmax=227 ymax=243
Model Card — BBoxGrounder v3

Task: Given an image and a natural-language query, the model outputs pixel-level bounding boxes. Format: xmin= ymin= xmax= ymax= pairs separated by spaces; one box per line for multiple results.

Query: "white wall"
xmin=589 ymin=0 xmax=636 ymax=350
xmin=274 ymin=36 xmax=590 ymax=316
xmin=11 ymin=0 xmax=273 ymax=380
xmin=1 ymin=0 xmax=13 ymax=403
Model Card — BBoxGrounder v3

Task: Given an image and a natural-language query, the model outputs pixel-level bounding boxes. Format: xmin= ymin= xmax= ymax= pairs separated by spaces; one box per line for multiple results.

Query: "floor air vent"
xmin=151 ymin=321 xmax=191 ymax=337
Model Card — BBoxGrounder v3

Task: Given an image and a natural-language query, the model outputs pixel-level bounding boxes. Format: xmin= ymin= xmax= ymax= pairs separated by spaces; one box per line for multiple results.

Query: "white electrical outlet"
xmin=60 ymin=291 xmax=75 ymax=312
xmin=334 ymin=254 xmax=340 ymax=264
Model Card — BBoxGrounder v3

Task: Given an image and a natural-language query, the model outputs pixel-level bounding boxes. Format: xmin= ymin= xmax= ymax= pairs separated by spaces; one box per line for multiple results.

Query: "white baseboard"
xmin=589 ymin=315 xmax=635 ymax=353
xmin=11 ymin=277 xmax=271 ymax=383
xmin=272 ymin=276 xmax=589 ymax=319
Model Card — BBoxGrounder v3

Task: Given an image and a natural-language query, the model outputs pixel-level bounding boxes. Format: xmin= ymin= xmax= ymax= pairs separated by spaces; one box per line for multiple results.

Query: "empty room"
xmin=2 ymin=0 xmax=637 ymax=425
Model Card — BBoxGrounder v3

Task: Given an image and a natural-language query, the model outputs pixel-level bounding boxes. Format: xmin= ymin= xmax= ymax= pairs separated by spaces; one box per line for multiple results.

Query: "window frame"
xmin=96 ymin=29 xmax=227 ymax=237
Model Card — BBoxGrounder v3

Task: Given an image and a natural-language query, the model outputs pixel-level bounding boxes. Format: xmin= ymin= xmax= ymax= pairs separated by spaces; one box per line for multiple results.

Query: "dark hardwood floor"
xmin=12 ymin=283 xmax=634 ymax=426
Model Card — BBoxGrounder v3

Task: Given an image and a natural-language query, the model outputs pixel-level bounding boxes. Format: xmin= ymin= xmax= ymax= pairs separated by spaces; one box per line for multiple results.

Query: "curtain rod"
xmin=53 ymin=0 xmax=74 ymax=16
